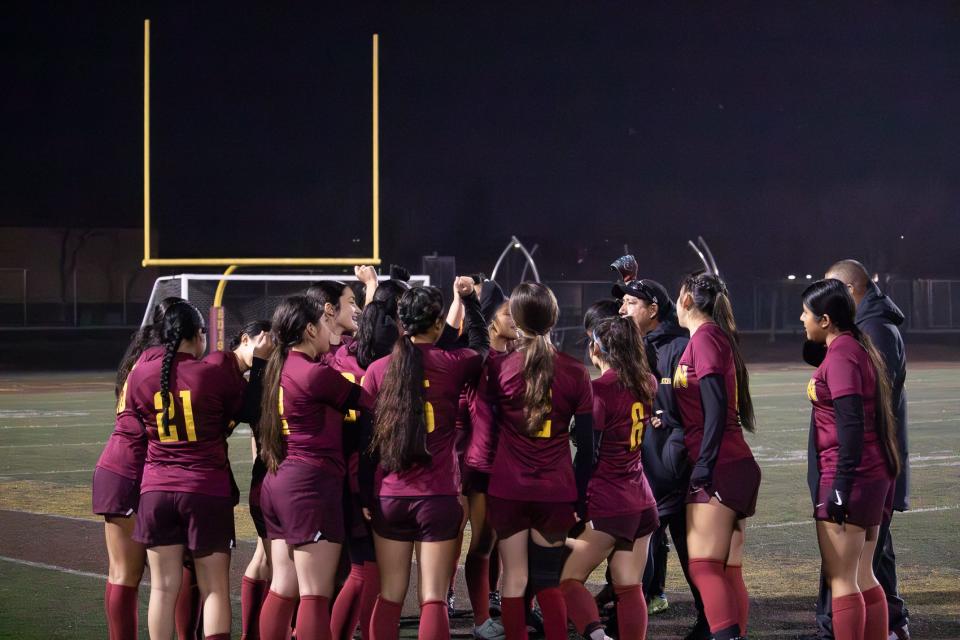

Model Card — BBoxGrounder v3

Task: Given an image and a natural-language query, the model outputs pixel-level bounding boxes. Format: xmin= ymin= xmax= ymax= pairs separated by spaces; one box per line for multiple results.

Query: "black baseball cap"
xmin=612 ymin=279 xmax=673 ymax=313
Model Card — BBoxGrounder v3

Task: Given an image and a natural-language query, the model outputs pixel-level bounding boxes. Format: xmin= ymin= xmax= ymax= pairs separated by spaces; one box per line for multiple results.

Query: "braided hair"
xmin=158 ymin=301 xmax=205 ymax=435
xmin=115 ymin=296 xmax=184 ymax=398
xmin=802 ymin=278 xmax=901 ymax=477
xmin=371 ymin=286 xmax=444 ymax=472
xmin=260 ymin=295 xmax=324 ymax=472
xmin=680 ymin=272 xmax=755 ymax=433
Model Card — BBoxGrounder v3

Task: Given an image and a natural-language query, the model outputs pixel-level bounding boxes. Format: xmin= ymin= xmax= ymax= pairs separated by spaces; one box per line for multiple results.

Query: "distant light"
xmin=873 ymin=274 xmax=880 ymax=283
xmin=900 ymin=235 xmax=905 ymax=240
xmin=787 ymin=274 xmax=797 ymax=280
xmin=805 ymin=274 xmax=812 ymax=280
xmin=513 ymin=242 xmax=521 ymax=249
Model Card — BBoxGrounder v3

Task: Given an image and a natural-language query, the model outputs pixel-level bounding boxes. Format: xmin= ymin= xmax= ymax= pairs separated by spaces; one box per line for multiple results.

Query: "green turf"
xmin=0 ymin=366 xmax=958 ymax=638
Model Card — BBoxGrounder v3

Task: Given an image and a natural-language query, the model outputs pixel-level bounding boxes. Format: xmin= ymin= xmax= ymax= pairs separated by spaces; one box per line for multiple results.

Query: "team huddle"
xmin=92 ymin=256 xmax=907 ymax=640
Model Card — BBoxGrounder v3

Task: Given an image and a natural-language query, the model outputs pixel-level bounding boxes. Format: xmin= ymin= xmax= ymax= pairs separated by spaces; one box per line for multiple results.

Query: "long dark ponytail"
xmin=592 ymin=316 xmax=656 ymax=406
xmin=680 ymin=273 xmax=755 ymax=433
xmin=371 ymin=286 xmax=444 ymax=472
xmin=115 ymin=296 xmax=184 ymax=398
xmin=157 ymin=301 xmax=204 ymax=435
xmin=802 ymin=278 xmax=901 ymax=477
xmin=260 ymin=295 xmax=324 ymax=473
xmin=352 ymin=300 xmax=399 ymax=370
xmin=510 ymin=282 xmax=559 ymax=436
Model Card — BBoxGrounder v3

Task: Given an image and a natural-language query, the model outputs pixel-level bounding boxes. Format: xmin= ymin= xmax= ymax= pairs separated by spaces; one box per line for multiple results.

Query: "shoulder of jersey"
xmin=138 ymin=345 xmax=166 ymax=364
xmin=555 ymin=350 xmax=587 ymax=369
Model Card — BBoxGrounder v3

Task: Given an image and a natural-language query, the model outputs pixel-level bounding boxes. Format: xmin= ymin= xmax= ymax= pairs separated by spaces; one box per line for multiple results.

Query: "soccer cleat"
xmin=473 ymin=617 xmax=506 ymax=640
xmin=488 ymin=590 xmax=502 ymax=618
xmin=889 ymin=625 xmax=911 ymax=640
xmin=647 ymin=594 xmax=669 ymax=615
xmin=447 ymin=587 xmax=457 ymax=617
xmin=682 ymin=616 xmax=712 ymax=640
xmin=526 ymin=605 xmax=545 ymax=635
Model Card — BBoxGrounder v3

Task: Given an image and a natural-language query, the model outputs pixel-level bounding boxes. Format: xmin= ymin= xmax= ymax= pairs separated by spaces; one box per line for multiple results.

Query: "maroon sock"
xmin=295 ymin=595 xmax=331 ymax=640
xmin=358 ymin=562 xmax=380 ymax=640
xmin=559 ymin=579 xmax=601 ymax=635
xmin=259 ymin=591 xmax=298 ymax=640
xmin=369 ymin=596 xmax=402 ymax=640
xmin=501 ymin=597 xmax=528 ymax=640
xmin=614 ymin=584 xmax=647 ymax=640
xmin=534 ymin=587 xmax=568 ymax=640
xmin=724 ymin=564 xmax=749 ymax=636
xmin=489 ymin=547 xmax=501 ymax=592
xmin=833 ymin=592 xmax=866 ymax=640
xmin=106 ymin=583 xmax=139 ymax=640
xmin=330 ymin=565 xmax=364 ymax=639
xmin=175 ymin=566 xmax=201 ymax=640
xmin=241 ymin=576 xmax=269 ymax=640
xmin=419 ymin=600 xmax=451 ymax=640
xmin=688 ymin=559 xmax=739 ymax=638
xmin=862 ymin=586 xmax=887 ymax=640
xmin=465 ymin=553 xmax=491 ymax=624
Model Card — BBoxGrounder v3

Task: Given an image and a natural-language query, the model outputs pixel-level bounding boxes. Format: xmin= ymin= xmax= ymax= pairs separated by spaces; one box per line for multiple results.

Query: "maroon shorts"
xmin=590 ymin=505 xmax=660 ymax=544
xmin=487 ymin=496 xmax=576 ymax=540
xmin=372 ymin=496 xmax=463 ymax=542
xmin=814 ymin=476 xmax=893 ymax=528
xmin=687 ymin=457 xmax=762 ymax=519
xmin=260 ymin=460 xmax=345 ymax=545
xmin=92 ymin=467 xmax=140 ymax=517
xmin=133 ymin=491 xmax=235 ymax=554
xmin=249 ymin=477 xmax=267 ymax=539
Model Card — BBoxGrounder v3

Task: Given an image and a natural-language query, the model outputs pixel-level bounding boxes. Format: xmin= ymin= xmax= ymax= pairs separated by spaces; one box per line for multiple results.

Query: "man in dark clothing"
xmin=610 ymin=257 xmax=709 ymax=640
xmin=807 ymin=259 xmax=910 ymax=640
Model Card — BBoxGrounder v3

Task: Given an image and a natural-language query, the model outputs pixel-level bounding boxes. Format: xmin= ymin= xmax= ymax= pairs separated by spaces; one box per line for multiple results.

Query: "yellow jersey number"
xmin=629 ymin=402 xmax=646 ymax=451
xmin=340 ymin=372 xmax=366 ymax=423
xmin=423 ymin=379 xmax=435 ymax=433
xmin=153 ymin=390 xmax=198 ymax=442
xmin=278 ymin=386 xmax=290 ymax=436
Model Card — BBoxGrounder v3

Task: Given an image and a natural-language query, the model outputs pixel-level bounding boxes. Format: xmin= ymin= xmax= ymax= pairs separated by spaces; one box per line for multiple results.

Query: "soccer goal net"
xmin=143 ymin=273 xmax=431 ymax=350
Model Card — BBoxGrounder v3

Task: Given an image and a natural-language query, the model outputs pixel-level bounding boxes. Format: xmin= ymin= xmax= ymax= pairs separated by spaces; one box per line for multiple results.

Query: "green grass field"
xmin=0 ymin=366 xmax=958 ymax=638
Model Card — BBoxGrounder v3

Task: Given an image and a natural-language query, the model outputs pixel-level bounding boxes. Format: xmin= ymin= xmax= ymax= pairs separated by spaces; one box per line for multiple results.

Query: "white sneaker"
xmin=473 ymin=617 xmax=506 ymax=640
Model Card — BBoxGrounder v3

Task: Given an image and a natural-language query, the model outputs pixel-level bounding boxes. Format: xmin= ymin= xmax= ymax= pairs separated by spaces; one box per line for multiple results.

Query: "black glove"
xmin=690 ymin=463 xmax=713 ymax=493
xmin=826 ymin=485 xmax=849 ymax=525
xmin=610 ymin=254 xmax=639 ymax=282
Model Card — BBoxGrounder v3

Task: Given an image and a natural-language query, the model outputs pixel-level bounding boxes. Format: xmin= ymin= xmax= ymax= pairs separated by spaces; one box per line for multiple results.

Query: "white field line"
xmin=749 ymin=504 xmax=960 ymax=529
xmin=0 ymin=441 xmax=106 ymax=449
xmin=0 ymin=555 xmax=109 ymax=581
xmin=0 ymin=423 xmax=109 ymax=430
xmin=0 ymin=468 xmax=93 ymax=476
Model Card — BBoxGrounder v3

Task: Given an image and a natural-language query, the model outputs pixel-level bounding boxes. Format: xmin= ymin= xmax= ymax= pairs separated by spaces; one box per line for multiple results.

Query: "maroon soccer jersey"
xmin=95 ymin=346 xmax=164 ymax=480
xmin=587 ymin=370 xmax=658 ymax=518
xmin=322 ymin=334 xmax=354 ymax=365
xmin=124 ymin=349 xmax=246 ymax=497
xmin=485 ymin=350 xmax=594 ymax=503
xmin=279 ymin=350 xmax=371 ymax=475
xmin=809 ymin=333 xmax=890 ymax=481
xmin=203 ymin=350 xmax=245 ymax=385
xmin=328 ymin=346 xmax=369 ymax=493
xmin=463 ymin=349 xmax=510 ymax=474
xmin=673 ymin=322 xmax=753 ymax=463
xmin=363 ymin=343 xmax=483 ymax=497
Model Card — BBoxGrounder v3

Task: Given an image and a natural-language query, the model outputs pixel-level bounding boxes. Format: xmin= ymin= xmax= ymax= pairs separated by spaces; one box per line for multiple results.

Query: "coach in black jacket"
xmin=808 ymin=260 xmax=910 ymax=640
xmin=613 ymin=275 xmax=709 ymax=640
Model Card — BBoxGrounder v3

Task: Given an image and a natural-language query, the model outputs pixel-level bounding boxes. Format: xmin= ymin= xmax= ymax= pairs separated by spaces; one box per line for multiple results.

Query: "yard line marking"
xmin=0 ymin=468 xmax=92 ymax=476
xmin=0 ymin=555 xmax=108 ymax=581
xmin=0 ymin=410 xmax=92 ymax=418
xmin=750 ymin=504 xmax=960 ymax=529
xmin=0 ymin=422 xmax=109 ymax=430
xmin=0 ymin=441 xmax=106 ymax=449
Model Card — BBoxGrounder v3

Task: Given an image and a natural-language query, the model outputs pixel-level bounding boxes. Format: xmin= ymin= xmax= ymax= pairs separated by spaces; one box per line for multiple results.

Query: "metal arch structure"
xmin=688 ymin=236 xmax=720 ymax=277
xmin=490 ymin=236 xmax=541 ymax=283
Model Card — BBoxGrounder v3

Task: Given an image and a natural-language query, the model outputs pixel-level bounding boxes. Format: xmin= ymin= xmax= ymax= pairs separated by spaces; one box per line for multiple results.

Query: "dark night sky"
xmin=3 ymin=2 xmax=959 ymax=281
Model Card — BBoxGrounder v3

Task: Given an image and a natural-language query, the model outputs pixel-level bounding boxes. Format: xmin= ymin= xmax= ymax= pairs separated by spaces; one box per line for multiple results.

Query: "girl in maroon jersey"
xmin=480 ymin=282 xmax=595 ymax=640
xmin=93 ymin=296 xmax=182 ymax=640
xmin=328 ymin=300 xmax=399 ymax=640
xmin=122 ymin=301 xmax=248 ymax=640
xmin=460 ymin=282 xmax=518 ymax=639
xmin=256 ymin=295 xmax=373 ymax=640
xmin=673 ymin=273 xmax=760 ymax=640
xmin=305 ymin=278 xmax=364 ymax=358
xmin=559 ymin=316 xmax=658 ymax=640
xmin=359 ymin=282 xmax=488 ymax=640
xmin=801 ymin=279 xmax=900 ymax=640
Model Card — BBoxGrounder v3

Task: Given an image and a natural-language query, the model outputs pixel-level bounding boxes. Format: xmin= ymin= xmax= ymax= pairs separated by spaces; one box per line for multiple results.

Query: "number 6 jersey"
xmin=124 ymin=348 xmax=245 ymax=498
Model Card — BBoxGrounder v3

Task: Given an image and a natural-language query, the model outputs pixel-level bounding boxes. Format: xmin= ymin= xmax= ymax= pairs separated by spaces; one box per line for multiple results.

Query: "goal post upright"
xmin=140 ymin=23 xmax=382 ymax=268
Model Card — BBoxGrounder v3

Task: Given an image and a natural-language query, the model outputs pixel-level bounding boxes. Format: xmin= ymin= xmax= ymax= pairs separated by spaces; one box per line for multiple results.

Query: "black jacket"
xmin=805 ymin=283 xmax=909 ymax=511
xmin=640 ymin=319 xmax=692 ymax=516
